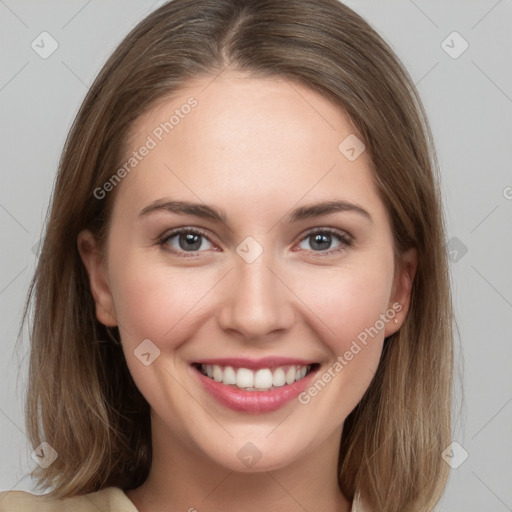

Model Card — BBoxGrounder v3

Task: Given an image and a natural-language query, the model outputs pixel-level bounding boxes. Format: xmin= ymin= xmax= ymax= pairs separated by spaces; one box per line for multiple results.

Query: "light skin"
xmin=78 ymin=72 xmax=417 ymax=512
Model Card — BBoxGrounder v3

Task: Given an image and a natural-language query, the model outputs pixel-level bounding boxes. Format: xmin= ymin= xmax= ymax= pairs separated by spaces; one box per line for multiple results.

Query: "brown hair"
xmin=24 ymin=1 xmax=453 ymax=510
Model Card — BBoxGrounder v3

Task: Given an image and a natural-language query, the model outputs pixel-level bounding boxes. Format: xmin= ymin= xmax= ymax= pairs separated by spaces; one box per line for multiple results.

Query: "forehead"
xmin=113 ymin=73 xmax=385 ymax=225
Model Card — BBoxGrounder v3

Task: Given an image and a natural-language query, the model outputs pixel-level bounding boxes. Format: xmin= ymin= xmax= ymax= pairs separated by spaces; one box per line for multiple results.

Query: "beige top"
xmin=0 ymin=486 xmax=367 ymax=511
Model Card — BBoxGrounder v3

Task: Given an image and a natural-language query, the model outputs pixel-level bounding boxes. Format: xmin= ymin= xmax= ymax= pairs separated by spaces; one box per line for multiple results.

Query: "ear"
xmin=77 ymin=230 xmax=117 ymax=327
xmin=384 ymin=247 xmax=417 ymax=337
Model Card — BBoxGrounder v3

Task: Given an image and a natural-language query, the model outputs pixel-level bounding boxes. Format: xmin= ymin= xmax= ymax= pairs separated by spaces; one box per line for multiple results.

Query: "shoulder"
xmin=0 ymin=486 xmax=137 ymax=512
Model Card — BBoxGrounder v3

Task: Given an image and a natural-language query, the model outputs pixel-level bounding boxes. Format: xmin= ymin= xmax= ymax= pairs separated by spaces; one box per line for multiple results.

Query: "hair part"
xmin=24 ymin=1 xmax=453 ymax=510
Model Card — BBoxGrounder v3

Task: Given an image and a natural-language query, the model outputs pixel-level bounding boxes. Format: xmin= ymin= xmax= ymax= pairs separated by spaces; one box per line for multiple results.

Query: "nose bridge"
xmin=217 ymin=242 xmax=294 ymax=338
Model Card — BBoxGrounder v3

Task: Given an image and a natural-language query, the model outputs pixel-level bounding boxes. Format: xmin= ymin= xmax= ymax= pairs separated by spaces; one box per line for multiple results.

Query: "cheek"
xmin=110 ymin=259 xmax=218 ymax=346
xmin=293 ymin=263 xmax=394 ymax=416
xmin=109 ymin=242 xmax=395 ymax=352
xmin=107 ymin=253 xmax=219 ymax=418
xmin=298 ymin=259 xmax=395 ymax=348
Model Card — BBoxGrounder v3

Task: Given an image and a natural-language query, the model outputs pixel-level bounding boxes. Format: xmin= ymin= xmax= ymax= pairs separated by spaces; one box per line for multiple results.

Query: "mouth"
xmin=192 ymin=362 xmax=318 ymax=391
xmin=191 ymin=359 xmax=320 ymax=413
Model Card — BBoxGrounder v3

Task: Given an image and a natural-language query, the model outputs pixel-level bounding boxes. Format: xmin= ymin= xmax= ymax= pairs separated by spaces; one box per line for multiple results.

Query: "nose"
xmin=217 ymin=251 xmax=295 ymax=340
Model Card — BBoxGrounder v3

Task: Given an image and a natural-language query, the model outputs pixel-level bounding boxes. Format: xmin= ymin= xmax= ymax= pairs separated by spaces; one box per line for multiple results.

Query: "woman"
xmin=0 ymin=0 xmax=453 ymax=510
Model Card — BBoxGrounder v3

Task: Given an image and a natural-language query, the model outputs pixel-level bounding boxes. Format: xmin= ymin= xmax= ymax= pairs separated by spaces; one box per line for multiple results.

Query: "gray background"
xmin=1 ymin=0 xmax=511 ymax=510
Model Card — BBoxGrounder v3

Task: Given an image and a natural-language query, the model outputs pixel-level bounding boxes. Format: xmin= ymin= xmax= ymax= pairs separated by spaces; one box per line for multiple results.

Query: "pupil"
xmin=179 ymin=233 xmax=201 ymax=251
xmin=311 ymin=233 xmax=331 ymax=251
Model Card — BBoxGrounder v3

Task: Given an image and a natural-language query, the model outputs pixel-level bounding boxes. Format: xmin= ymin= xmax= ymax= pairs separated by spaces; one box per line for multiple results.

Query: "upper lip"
xmin=192 ymin=357 xmax=317 ymax=369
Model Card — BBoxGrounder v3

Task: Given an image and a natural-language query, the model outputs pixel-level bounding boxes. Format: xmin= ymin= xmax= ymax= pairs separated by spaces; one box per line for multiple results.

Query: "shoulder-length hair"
xmin=24 ymin=1 xmax=453 ymax=510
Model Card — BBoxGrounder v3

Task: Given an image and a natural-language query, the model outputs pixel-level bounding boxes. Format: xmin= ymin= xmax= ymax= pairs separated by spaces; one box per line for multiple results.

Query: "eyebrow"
xmin=286 ymin=200 xmax=371 ymax=223
xmin=138 ymin=199 xmax=371 ymax=223
xmin=139 ymin=199 xmax=227 ymax=222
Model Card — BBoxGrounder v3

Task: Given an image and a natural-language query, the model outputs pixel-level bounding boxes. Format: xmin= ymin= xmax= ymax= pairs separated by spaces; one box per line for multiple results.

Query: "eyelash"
xmin=296 ymin=227 xmax=353 ymax=255
xmin=158 ymin=227 xmax=353 ymax=257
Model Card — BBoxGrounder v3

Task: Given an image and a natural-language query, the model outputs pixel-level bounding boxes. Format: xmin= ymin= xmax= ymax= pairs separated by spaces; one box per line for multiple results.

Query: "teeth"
xmin=236 ymin=368 xmax=254 ymax=388
xmin=223 ymin=366 xmax=237 ymax=385
xmin=285 ymin=366 xmax=296 ymax=385
xmin=254 ymin=369 xmax=273 ymax=389
xmin=199 ymin=363 xmax=312 ymax=390
xmin=213 ymin=365 xmax=223 ymax=382
xmin=272 ymin=368 xmax=286 ymax=387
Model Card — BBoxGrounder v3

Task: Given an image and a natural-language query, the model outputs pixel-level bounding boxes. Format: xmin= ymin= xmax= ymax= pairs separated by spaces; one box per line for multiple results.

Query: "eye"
xmin=296 ymin=228 xmax=352 ymax=254
xmin=160 ymin=228 xmax=214 ymax=254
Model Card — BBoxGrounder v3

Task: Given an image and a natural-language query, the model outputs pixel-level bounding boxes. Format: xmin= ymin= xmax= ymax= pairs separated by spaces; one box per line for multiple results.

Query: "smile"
xmin=191 ymin=359 xmax=320 ymax=413
xmin=196 ymin=363 xmax=314 ymax=391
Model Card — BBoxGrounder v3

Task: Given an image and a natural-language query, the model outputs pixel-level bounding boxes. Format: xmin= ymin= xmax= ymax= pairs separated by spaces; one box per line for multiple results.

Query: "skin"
xmin=78 ymin=72 xmax=416 ymax=512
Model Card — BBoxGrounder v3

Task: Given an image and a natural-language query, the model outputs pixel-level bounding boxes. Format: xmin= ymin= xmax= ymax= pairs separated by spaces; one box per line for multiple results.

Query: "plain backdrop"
xmin=1 ymin=1 xmax=511 ymax=510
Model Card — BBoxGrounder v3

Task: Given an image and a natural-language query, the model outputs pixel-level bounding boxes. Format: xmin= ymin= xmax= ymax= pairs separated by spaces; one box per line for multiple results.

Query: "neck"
xmin=126 ymin=414 xmax=351 ymax=512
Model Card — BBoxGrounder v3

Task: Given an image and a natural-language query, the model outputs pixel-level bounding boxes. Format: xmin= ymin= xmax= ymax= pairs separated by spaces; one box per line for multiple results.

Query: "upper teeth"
xmin=200 ymin=364 xmax=311 ymax=390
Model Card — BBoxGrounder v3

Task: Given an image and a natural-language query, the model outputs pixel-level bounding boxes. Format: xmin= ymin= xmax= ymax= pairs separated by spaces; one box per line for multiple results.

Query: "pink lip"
xmin=191 ymin=361 xmax=319 ymax=414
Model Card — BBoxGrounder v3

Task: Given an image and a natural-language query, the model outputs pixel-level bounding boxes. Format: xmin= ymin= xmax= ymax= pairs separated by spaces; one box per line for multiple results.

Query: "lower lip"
xmin=192 ymin=366 xmax=318 ymax=413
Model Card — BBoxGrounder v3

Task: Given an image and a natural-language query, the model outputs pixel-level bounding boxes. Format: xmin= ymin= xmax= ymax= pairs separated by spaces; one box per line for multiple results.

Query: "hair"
xmin=23 ymin=0 xmax=453 ymax=510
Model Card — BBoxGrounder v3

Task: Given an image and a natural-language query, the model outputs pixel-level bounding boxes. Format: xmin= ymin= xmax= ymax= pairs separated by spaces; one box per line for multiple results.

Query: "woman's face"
xmin=80 ymin=72 xmax=415 ymax=473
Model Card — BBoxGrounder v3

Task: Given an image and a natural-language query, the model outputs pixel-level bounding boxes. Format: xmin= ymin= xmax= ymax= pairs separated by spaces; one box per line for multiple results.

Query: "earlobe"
xmin=385 ymin=248 xmax=418 ymax=337
xmin=77 ymin=230 xmax=118 ymax=327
